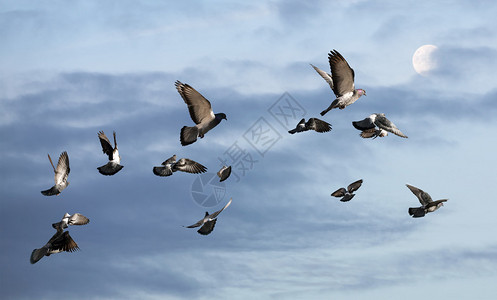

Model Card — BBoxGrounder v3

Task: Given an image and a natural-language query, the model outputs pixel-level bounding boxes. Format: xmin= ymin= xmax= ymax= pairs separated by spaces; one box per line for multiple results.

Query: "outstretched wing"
xmin=352 ymin=117 xmax=375 ymax=131
xmin=68 ymin=213 xmax=90 ymax=226
xmin=310 ymin=64 xmax=334 ymax=90
xmin=173 ymin=158 xmax=207 ymax=174
xmin=406 ymin=184 xmax=433 ymax=206
xmin=374 ymin=114 xmax=407 ymax=138
xmin=328 ymin=50 xmax=355 ymax=96
xmin=98 ymin=131 xmax=114 ymax=159
xmin=162 ymin=155 xmax=177 ymax=165
xmin=306 ymin=118 xmax=332 ymax=133
xmin=347 ymin=179 xmax=363 ymax=193
xmin=54 ymin=151 xmax=70 ymax=185
xmin=208 ymin=198 xmax=232 ymax=219
xmin=175 ymin=81 xmax=214 ymax=125
xmin=331 ymin=187 xmax=347 ymax=198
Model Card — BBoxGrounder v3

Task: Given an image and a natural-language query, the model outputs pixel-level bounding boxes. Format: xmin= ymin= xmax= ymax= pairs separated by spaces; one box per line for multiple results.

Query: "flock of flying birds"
xmin=31 ymin=49 xmax=447 ymax=264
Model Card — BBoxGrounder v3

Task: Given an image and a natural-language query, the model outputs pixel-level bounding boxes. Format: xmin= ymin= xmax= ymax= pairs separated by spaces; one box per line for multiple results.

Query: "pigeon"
xmin=288 ymin=118 xmax=332 ymax=134
xmin=217 ymin=165 xmax=232 ymax=182
xmin=406 ymin=184 xmax=448 ymax=218
xmin=41 ymin=151 xmax=70 ymax=196
xmin=30 ymin=214 xmax=89 ymax=264
xmin=52 ymin=213 xmax=90 ymax=230
xmin=175 ymin=80 xmax=227 ymax=146
xmin=153 ymin=155 xmax=207 ymax=177
xmin=331 ymin=179 xmax=363 ymax=202
xmin=97 ymin=131 xmax=123 ymax=175
xmin=313 ymin=50 xmax=366 ymax=116
xmin=184 ymin=198 xmax=232 ymax=235
xmin=352 ymin=113 xmax=408 ymax=138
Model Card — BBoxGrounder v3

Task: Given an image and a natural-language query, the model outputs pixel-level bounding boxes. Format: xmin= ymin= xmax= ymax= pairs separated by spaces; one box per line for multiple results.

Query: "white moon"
xmin=412 ymin=45 xmax=438 ymax=75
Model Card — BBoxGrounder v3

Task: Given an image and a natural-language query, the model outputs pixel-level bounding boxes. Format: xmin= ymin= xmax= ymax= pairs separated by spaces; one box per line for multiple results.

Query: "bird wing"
xmin=173 ymin=158 xmax=207 ymax=174
xmin=406 ymin=184 xmax=433 ymax=206
xmin=161 ymin=155 xmax=177 ymax=165
xmin=197 ymin=219 xmax=217 ymax=235
xmin=310 ymin=64 xmax=334 ymax=90
xmin=30 ymin=246 xmax=49 ymax=264
xmin=68 ymin=213 xmax=90 ymax=226
xmin=54 ymin=151 xmax=70 ymax=185
xmin=153 ymin=166 xmax=173 ymax=177
xmin=374 ymin=114 xmax=407 ymax=138
xmin=98 ymin=131 xmax=114 ymax=158
xmin=347 ymin=179 xmax=363 ymax=193
xmin=208 ymin=198 xmax=232 ymax=219
xmin=52 ymin=231 xmax=80 ymax=253
xmin=175 ymin=81 xmax=214 ymax=125
xmin=185 ymin=213 xmax=208 ymax=228
xmin=352 ymin=117 xmax=375 ymax=131
xmin=328 ymin=49 xmax=355 ymax=96
xmin=331 ymin=187 xmax=347 ymax=198
xmin=217 ymin=166 xmax=232 ymax=182
xmin=41 ymin=186 xmax=60 ymax=196
xmin=306 ymin=118 xmax=332 ymax=133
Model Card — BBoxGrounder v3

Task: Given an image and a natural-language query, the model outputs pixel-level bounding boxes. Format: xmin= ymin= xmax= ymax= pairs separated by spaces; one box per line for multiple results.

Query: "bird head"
xmin=358 ymin=89 xmax=366 ymax=96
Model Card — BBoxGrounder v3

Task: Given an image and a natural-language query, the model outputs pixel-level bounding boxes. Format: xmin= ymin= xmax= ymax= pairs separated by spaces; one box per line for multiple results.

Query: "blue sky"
xmin=1 ymin=0 xmax=497 ymax=299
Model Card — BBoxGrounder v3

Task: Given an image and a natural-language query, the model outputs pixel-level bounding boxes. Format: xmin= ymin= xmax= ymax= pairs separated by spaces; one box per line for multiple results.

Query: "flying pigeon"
xmin=217 ymin=165 xmax=232 ymax=182
xmin=153 ymin=155 xmax=207 ymax=177
xmin=175 ymin=80 xmax=227 ymax=146
xmin=184 ymin=198 xmax=232 ymax=235
xmin=288 ymin=118 xmax=332 ymax=134
xmin=52 ymin=213 xmax=90 ymax=230
xmin=331 ymin=179 xmax=363 ymax=202
xmin=41 ymin=151 xmax=70 ymax=196
xmin=97 ymin=131 xmax=123 ymax=176
xmin=30 ymin=214 xmax=89 ymax=264
xmin=352 ymin=113 xmax=408 ymax=138
xmin=313 ymin=50 xmax=366 ymax=116
xmin=406 ymin=184 xmax=448 ymax=218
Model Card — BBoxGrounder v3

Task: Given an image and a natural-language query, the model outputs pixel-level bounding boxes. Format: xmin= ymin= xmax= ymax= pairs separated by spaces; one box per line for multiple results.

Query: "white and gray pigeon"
xmin=176 ymin=81 xmax=227 ymax=146
xmin=217 ymin=165 xmax=232 ymax=182
xmin=51 ymin=213 xmax=90 ymax=230
xmin=352 ymin=113 xmax=408 ymax=139
xmin=406 ymin=184 xmax=448 ymax=218
xmin=288 ymin=118 xmax=332 ymax=134
xmin=331 ymin=179 xmax=363 ymax=202
xmin=153 ymin=155 xmax=207 ymax=177
xmin=30 ymin=214 xmax=89 ymax=264
xmin=184 ymin=198 xmax=232 ymax=235
xmin=41 ymin=151 xmax=70 ymax=196
xmin=97 ymin=131 xmax=123 ymax=176
xmin=313 ymin=50 xmax=366 ymax=116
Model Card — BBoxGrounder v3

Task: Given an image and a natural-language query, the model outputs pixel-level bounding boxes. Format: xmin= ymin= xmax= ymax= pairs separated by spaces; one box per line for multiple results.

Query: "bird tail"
xmin=180 ymin=126 xmax=198 ymax=146
xmin=320 ymin=100 xmax=338 ymax=116
xmin=288 ymin=128 xmax=297 ymax=134
xmin=408 ymin=207 xmax=426 ymax=218
xmin=30 ymin=247 xmax=49 ymax=264
xmin=97 ymin=162 xmax=124 ymax=176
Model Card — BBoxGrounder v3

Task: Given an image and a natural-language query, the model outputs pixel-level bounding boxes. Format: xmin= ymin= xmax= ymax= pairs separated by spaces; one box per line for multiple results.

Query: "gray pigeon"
xmin=314 ymin=50 xmax=366 ymax=116
xmin=30 ymin=214 xmax=89 ymax=264
xmin=217 ymin=165 xmax=232 ymax=182
xmin=288 ymin=118 xmax=332 ymax=134
xmin=331 ymin=179 xmax=363 ymax=202
xmin=97 ymin=131 xmax=123 ymax=176
xmin=176 ymin=81 xmax=227 ymax=146
xmin=153 ymin=155 xmax=207 ymax=177
xmin=51 ymin=213 xmax=90 ymax=230
xmin=41 ymin=151 xmax=70 ymax=196
xmin=185 ymin=198 xmax=232 ymax=235
xmin=352 ymin=113 xmax=408 ymax=138
xmin=406 ymin=184 xmax=448 ymax=218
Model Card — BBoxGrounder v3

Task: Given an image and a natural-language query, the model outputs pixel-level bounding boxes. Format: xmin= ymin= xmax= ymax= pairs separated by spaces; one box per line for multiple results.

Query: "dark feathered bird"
xmin=97 ymin=131 xmax=123 ymax=175
xmin=153 ymin=155 xmax=207 ymax=177
xmin=312 ymin=50 xmax=366 ymax=116
xmin=176 ymin=81 xmax=227 ymax=146
xmin=30 ymin=213 xmax=89 ymax=264
xmin=217 ymin=165 xmax=232 ymax=182
xmin=331 ymin=179 xmax=363 ymax=202
xmin=406 ymin=184 xmax=448 ymax=218
xmin=288 ymin=118 xmax=332 ymax=134
xmin=184 ymin=198 xmax=232 ymax=235
xmin=41 ymin=151 xmax=70 ymax=196
xmin=352 ymin=113 xmax=407 ymax=138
